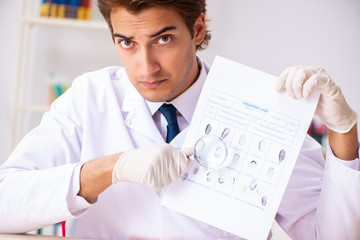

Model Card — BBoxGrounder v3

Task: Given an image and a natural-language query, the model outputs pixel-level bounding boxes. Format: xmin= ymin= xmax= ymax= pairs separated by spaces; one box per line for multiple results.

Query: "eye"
xmin=119 ymin=39 xmax=134 ymax=49
xmin=157 ymin=35 xmax=172 ymax=45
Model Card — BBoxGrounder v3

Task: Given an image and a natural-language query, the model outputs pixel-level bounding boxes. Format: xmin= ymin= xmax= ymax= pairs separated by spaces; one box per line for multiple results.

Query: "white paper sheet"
xmin=161 ymin=56 xmax=319 ymax=240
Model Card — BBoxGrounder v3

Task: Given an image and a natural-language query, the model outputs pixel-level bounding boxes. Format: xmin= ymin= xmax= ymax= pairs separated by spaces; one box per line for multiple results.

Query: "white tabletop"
xmin=0 ymin=234 xmax=92 ymax=240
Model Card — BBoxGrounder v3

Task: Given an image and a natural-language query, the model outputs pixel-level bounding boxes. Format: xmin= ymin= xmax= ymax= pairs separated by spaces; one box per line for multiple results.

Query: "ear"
xmin=193 ymin=13 xmax=206 ymax=46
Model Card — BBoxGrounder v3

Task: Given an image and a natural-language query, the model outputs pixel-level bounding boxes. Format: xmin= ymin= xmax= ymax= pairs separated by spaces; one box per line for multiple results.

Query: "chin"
xmin=143 ymin=94 xmax=170 ymax=103
xmin=140 ymin=88 xmax=179 ymax=102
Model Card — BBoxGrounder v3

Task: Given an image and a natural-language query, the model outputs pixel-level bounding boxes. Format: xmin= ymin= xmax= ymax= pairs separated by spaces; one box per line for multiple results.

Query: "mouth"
xmin=140 ymin=79 xmax=166 ymax=89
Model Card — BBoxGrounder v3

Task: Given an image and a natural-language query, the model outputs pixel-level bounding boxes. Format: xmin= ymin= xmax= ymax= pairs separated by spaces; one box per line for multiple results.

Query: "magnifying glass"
xmin=193 ymin=135 xmax=228 ymax=169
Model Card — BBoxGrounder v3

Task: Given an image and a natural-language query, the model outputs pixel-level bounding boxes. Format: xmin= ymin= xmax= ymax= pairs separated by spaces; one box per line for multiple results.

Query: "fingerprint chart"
xmin=181 ymin=89 xmax=300 ymax=210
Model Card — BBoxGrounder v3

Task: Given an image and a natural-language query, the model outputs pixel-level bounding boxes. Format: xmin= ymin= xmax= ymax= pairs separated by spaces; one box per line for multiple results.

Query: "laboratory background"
xmin=0 ymin=0 xmax=359 ymax=238
xmin=2 ymin=0 xmax=360 ymax=164
xmin=1 ymin=0 xmax=360 ymax=171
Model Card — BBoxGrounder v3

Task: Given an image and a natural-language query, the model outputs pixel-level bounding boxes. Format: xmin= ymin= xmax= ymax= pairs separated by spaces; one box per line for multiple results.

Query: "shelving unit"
xmin=24 ymin=16 xmax=108 ymax=29
xmin=10 ymin=0 xmax=109 ymax=151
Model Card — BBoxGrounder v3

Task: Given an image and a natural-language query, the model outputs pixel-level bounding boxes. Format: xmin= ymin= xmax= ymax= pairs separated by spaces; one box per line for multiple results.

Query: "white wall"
xmin=200 ymin=0 xmax=360 ymax=116
xmin=1 ymin=0 xmax=360 ymax=164
xmin=0 ymin=1 xmax=20 ymax=164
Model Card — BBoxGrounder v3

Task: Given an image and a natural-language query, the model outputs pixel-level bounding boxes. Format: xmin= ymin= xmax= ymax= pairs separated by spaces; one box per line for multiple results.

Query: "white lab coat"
xmin=0 ymin=60 xmax=359 ymax=240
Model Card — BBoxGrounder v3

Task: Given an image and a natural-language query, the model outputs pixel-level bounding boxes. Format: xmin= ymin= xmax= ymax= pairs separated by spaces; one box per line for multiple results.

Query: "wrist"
xmin=78 ymin=153 xmax=120 ymax=202
xmin=328 ymin=123 xmax=359 ymax=160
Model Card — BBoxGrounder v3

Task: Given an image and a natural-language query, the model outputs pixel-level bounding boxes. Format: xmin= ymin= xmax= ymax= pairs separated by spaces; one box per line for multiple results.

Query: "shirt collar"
xmin=146 ymin=58 xmax=209 ymax=124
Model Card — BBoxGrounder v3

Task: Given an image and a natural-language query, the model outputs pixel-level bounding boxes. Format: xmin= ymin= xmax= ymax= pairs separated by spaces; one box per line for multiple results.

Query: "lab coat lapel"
xmin=122 ymin=85 xmax=164 ymax=144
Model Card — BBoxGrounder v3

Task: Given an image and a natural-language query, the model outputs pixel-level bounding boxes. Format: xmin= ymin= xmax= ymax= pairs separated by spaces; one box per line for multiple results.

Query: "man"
xmin=0 ymin=0 xmax=359 ymax=239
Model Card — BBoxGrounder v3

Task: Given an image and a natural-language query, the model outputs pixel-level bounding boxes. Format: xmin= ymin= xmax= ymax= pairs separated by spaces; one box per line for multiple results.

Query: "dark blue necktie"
xmin=159 ymin=104 xmax=180 ymax=143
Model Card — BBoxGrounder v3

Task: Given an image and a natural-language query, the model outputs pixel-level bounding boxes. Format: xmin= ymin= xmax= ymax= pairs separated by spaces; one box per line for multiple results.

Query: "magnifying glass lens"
xmin=194 ymin=135 xmax=227 ymax=169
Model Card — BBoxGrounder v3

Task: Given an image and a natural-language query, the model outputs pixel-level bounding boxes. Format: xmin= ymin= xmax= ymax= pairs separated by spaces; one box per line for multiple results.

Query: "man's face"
xmin=111 ymin=6 xmax=205 ymax=102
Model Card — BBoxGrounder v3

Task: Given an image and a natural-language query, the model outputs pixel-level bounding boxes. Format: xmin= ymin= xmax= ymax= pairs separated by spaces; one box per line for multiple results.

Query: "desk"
xmin=1 ymin=221 xmax=291 ymax=240
xmin=0 ymin=234 xmax=92 ymax=240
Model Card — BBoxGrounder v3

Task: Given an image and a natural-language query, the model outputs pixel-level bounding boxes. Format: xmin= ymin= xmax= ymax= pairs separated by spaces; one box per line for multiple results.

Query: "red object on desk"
xmin=62 ymin=221 xmax=66 ymax=237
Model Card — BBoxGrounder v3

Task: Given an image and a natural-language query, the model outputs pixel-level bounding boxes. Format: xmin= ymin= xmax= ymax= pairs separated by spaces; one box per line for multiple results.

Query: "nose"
xmin=139 ymin=47 xmax=160 ymax=78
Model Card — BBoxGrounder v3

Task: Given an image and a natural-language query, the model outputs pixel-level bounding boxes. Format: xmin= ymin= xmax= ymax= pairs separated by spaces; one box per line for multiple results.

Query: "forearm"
xmin=328 ymin=123 xmax=359 ymax=160
xmin=78 ymin=153 xmax=121 ymax=202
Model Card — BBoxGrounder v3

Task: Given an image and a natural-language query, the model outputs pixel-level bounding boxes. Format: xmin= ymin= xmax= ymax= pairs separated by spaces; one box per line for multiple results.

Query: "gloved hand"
xmin=112 ymin=144 xmax=193 ymax=190
xmin=275 ymin=66 xmax=358 ymax=133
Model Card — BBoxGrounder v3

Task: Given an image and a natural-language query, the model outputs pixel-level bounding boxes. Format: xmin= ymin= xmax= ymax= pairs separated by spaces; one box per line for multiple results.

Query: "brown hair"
xmin=97 ymin=0 xmax=211 ymax=50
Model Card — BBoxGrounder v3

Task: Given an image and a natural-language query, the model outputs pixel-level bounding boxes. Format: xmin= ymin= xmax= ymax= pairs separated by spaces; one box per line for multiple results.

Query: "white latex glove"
xmin=275 ymin=66 xmax=358 ymax=133
xmin=112 ymin=144 xmax=193 ymax=190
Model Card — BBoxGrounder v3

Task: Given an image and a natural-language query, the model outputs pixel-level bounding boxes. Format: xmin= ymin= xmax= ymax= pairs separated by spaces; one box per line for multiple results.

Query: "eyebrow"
xmin=113 ymin=26 xmax=177 ymax=40
xmin=113 ymin=33 xmax=133 ymax=41
xmin=150 ymin=26 xmax=177 ymax=38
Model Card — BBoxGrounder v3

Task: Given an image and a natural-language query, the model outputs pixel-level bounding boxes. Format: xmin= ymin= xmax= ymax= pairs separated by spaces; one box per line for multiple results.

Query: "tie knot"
xmin=159 ymin=104 xmax=178 ymax=125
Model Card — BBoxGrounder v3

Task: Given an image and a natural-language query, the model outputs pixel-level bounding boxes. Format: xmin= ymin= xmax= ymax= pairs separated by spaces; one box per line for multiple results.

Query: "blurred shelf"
xmin=10 ymin=0 xmax=110 ymax=150
xmin=16 ymin=104 xmax=50 ymax=113
xmin=23 ymin=17 xmax=108 ymax=30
